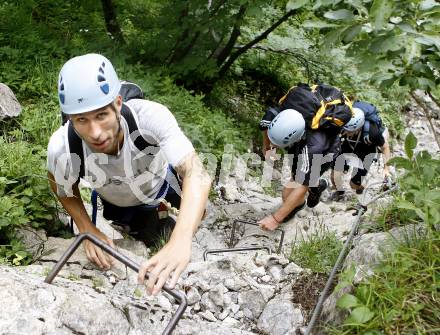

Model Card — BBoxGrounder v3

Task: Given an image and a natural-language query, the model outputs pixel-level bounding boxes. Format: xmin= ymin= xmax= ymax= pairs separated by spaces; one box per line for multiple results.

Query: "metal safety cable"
xmin=305 ymin=181 xmax=398 ymax=335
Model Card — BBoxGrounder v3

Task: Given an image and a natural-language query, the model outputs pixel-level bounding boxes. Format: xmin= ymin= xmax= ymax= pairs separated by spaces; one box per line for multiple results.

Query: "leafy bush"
xmin=388 ymin=132 xmax=440 ymax=228
xmin=0 ymin=239 xmax=32 ymax=266
xmin=332 ymin=233 xmax=439 ymax=334
xmin=330 ymin=133 xmax=440 ymax=334
xmin=118 ymin=66 xmax=255 ymax=157
xmin=372 ymin=133 xmax=439 ymax=232
xmin=0 ymin=138 xmax=57 ymax=242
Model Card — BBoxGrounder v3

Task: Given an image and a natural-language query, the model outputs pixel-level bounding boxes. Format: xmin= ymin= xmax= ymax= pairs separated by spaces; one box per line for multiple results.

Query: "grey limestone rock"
xmin=0 ymin=83 xmax=22 ymax=120
xmin=257 ymin=297 xmax=304 ymax=335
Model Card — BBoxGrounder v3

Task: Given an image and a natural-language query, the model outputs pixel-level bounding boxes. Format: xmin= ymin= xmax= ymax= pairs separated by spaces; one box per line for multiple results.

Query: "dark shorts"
xmin=101 ymin=189 xmax=181 ymax=246
xmin=289 ymin=130 xmax=341 ymax=187
xmin=101 ymin=167 xmax=182 ymax=246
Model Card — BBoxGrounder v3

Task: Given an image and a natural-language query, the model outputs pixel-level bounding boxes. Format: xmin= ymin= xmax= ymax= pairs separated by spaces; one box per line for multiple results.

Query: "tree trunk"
xmin=101 ymin=0 xmax=125 ymax=43
xmin=168 ymin=1 xmax=226 ymax=65
xmin=217 ymin=8 xmax=298 ymax=79
xmin=215 ymin=4 xmax=247 ymax=66
xmin=169 ymin=32 xmax=201 ymax=65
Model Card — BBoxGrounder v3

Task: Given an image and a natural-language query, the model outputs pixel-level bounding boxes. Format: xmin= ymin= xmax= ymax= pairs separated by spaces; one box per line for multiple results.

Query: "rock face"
xmin=405 ymin=92 xmax=440 ymax=155
xmin=257 ymin=296 xmax=304 ymax=335
xmin=0 ymin=266 xmax=166 ymax=335
xmin=0 ymin=160 xmax=400 ymax=335
xmin=5 ymin=193 xmax=307 ymax=335
xmin=2 ymin=105 xmax=434 ymax=334
xmin=0 ymin=83 xmax=22 ymax=119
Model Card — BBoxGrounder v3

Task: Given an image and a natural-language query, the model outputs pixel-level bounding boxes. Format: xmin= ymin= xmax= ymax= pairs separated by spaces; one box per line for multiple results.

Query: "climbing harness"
xmin=44 ymin=233 xmax=188 ymax=335
xmin=304 ymin=181 xmax=398 ymax=335
xmin=203 ymin=219 xmax=285 ymax=260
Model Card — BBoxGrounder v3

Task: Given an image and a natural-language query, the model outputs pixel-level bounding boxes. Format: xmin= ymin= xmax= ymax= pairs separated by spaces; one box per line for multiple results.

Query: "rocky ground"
xmin=0 ymin=99 xmax=438 ymax=335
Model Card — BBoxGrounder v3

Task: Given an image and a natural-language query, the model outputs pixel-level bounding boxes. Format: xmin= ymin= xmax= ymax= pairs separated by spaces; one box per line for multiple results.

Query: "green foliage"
xmin=286 ymin=0 xmax=309 ymax=11
xmin=133 ymin=287 xmax=143 ymax=298
xmin=387 ymin=132 xmax=440 ymax=228
xmin=92 ymin=276 xmax=105 ymax=288
xmin=148 ymin=225 xmax=172 ymax=256
xmin=370 ymin=132 xmax=439 ymax=231
xmin=331 ymin=232 xmax=440 ymax=334
xmin=306 ymin=0 xmax=440 ymax=93
xmin=0 ymin=138 xmax=57 ymax=242
xmin=290 ymin=224 xmax=343 ymax=274
xmin=0 ymin=1 xmax=114 ymax=100
xmin=320 ymin=48 xmax=406 ymax=137
xmin=118 ymin=66 xmax=255 ymax=157
xmin=67 ymin=273 xmax=80 ymax=281
xmin=330 ymin=132 xmax=440 ymax=334
xmin=0 ymin=239 xmax=32 ymax=265
xmin=121 ymin=0 xmax=284 ymax=83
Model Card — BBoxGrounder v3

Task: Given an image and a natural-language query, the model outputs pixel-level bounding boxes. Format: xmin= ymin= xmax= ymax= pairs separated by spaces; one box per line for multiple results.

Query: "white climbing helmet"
xmin=343 ymin=107 xmax=365 ymax=132
xmin=268 ymin=109 xmax=305 ymax=148
xmin=58 ymin=53 xmax=121 ymax=115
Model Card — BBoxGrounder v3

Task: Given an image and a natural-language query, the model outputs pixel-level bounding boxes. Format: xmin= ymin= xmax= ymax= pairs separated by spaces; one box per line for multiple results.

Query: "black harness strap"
xmin=67 ymin=121 xmax=85 ymax=181
xmin=120 ymin=103 xmax=157 ymax=153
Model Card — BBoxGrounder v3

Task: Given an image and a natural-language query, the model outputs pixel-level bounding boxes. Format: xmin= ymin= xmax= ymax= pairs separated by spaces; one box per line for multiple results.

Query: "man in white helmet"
xmin=330 ymin=103 xmax=391 ymax=200
xmin=258 ymin=108 xmax=340 ymax=231
xmin=47 ymin=53 xmax=211 ymax=295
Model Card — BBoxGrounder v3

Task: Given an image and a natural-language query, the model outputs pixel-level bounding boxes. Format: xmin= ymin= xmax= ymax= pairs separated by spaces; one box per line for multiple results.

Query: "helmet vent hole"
xmin=60 ymin=83 xmax=64 ymax=91
xmin=99 ymin=67 xmax=104 ymax=74
xmin=59 ymin=93 xmax=65 ymax=104
xmin=100 ymin=83 xmax=110 ymax=95
xmin=97 ymin=75 xmax=106 ymax=82
xmin=101 ymin=62 xmax=106 ymax=68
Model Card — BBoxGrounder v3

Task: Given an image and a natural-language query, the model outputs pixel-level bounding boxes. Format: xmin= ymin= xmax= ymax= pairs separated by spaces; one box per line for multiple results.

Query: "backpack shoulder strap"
xmin=67 ymin=121 xmax=85 ymax=180
xmin=121 ymin=102 xmax=158 ymax=152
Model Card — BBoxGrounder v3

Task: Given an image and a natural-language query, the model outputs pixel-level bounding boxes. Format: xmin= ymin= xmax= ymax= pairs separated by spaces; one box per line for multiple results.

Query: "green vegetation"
xmin=92 ymin=276 xmax=105 ymax=289
xmin=148 ymin=225 xmax=173 ymax=256
xmin=373 ymin=132 xmax=440 ymax=232
xmin=329 ymin=133 xmax=440 ymax=334
xmin=133 ymin=287 xmax=143 ymax=298
xmin=68 ymin=273 xmax=80 ymax=281
xmin=331 ymin=236 xmax=439 ymax=335
xmin=290 ymin=224 xmax=343 ymax=274
xmin=306 ymin=0 xmax=440 ymax=142
xmin=0 ymin=239 xmax=31 ymax=266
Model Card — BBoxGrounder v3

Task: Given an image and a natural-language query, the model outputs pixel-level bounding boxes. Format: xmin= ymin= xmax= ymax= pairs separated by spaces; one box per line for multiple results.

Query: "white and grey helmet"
xmin=268 ymin=109 xmax=305 ymax=148
xmin=343 ymin=107 xmax=365 ymax=132
xmin=58 ymin=53 xmax=121 ymax=115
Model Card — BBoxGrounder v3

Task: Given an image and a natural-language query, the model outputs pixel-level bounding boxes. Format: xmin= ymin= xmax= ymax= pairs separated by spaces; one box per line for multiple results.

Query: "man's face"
xmin=70 ymin=98 xmax=122 ymax=154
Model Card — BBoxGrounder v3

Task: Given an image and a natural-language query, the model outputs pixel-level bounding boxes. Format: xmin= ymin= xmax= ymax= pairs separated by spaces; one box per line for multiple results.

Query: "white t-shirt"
xmin=47 ymin=99 xmax=194 ymax=207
